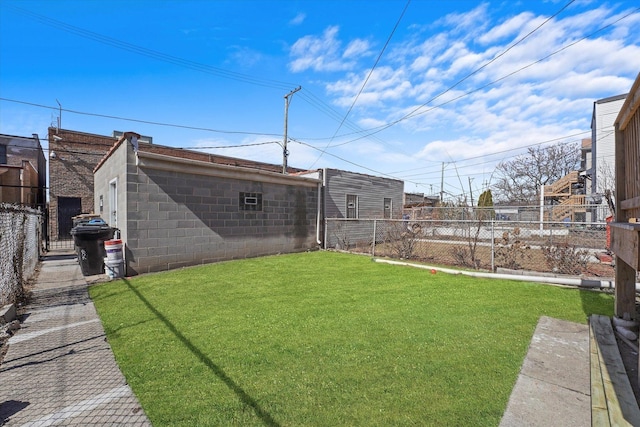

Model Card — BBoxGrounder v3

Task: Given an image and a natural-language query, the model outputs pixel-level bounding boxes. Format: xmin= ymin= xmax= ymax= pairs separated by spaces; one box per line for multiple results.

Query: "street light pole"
xmin=283 ymin=86 xmax=301 ymax=174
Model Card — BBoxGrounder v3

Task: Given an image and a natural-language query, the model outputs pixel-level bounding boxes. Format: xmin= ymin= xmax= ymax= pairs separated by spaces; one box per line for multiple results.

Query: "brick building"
xmin=0 ymin=133 xmax=46 ymax=207
xmin=48 ymin=128 xmax=117 ymax=239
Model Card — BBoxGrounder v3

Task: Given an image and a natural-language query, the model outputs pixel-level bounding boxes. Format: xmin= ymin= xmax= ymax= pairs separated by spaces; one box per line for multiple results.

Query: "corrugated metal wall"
xmin=324 ymin=168 xmax=404 ymax=219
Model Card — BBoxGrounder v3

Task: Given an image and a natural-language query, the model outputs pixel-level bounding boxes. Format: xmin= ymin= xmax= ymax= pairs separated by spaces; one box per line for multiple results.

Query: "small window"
xmin=240 ymin=192 xmax=262 ymax=211
xmin=384 ymin=198 xmax=392 ymax=219
xmin=0 ymin=145 xmax=6 ymax=164
xmin=346 ymin=194 xmax=358 ymax=218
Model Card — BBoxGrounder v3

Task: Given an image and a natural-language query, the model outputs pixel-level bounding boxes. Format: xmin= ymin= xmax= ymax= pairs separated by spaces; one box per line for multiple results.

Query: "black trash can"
xmin=71 ymin=221 xmax=115 ymax=276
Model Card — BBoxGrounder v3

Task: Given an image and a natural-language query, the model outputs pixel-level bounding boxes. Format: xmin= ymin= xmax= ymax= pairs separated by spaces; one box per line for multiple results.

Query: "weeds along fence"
xmin=0 ymin=204 xmax=43 ymax=307
xmin=326 ymin=218 xmax=612 ymax=279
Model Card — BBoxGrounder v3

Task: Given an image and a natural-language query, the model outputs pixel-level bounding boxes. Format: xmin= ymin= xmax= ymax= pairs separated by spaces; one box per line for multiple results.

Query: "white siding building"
xmin=590 ymin=94 xmax=626 ymax=221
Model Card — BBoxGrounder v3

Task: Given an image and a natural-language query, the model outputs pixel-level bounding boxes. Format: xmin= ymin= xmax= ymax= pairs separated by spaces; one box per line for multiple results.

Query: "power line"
xmin=4 ymin=5 xmax=295 ymax=91
xmin=317 ymin=0 xmax=575 ymax=152
xmin=4 ymin=4 xmax=396 ymax=152
xmin=388 ymin=131 xmax=590 ymax=175
xmin=1 ymin=99 xmax=611 ymax=186
xmin=309 ymin=0 xmax=412 ymax=168
xmin=0 ymin=97 xmax=283 ymax=137
xmin=317 ymin=4 xmax=640 ymax=149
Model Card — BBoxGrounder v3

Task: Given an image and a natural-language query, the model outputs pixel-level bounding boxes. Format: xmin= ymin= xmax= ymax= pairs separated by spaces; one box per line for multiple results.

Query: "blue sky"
xmin=1 ymin=0 xmax=639 ymax=199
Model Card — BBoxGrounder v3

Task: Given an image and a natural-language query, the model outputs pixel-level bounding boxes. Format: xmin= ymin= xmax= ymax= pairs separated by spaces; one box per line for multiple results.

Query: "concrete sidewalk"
xmin=500 ymin=316 xmax=591 ymax=427
xmin=0 ymin=249 xmax=151 ymax=426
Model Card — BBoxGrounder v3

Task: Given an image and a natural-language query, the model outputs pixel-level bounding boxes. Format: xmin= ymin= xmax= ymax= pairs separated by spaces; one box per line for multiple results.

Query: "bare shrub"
xmin=495 ymin=227 xmax=529 ymax=270
xmin=542 ymin=241 xmax=590 ymax=275
xmin=451 ymin=246 xmax=472 ymax=268
xmin=332 ymin=221 xmax=351 ymax=250
xmin=384 ymin=221 xmax=419 ymax=259
xmin=449 ymin=220 xmax=484 ymax=270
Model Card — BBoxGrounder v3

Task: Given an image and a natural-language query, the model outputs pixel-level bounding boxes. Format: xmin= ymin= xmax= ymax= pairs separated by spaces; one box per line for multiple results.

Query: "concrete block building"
xmin=94 ymin=132 xmax=320 ymax=275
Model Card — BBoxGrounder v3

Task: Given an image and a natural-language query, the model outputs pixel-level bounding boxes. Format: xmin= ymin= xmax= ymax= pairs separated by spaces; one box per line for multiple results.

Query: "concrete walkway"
xmin=500 ymin=316 xmax=591 ymax=426
xmin=0 ymin=249 xmax=151 ymax=426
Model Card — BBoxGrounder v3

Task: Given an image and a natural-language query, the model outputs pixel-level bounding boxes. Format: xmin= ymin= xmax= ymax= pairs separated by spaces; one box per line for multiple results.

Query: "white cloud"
xmin=289 ymin=12 xmax=306 ymax=26
xmin=289 ymin=26 xmax=369 ymax=72
xmin=326 ymin=66 xmax=412 ymax=108
xmin=294 ymin=1 xmax=639 ymax=186
xmin=437 ymin=3 xmax=490 ymax=39
xmin=478 ymin=12 xmax=535 ymax=44
xmin=343 ymin=38 xmax=371 ymax=59
xmin=226 ymin=45 xmax=263 ymax=69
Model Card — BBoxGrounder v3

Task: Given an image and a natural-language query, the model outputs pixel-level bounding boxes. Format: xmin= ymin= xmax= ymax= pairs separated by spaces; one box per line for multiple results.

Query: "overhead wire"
xmin=316 ymin=0 xmax=576 ymax=152
xmin=387 ymin=131 xmax=591 ymax=175
xmin=308 ymin=0 xmax=412 ymax=168
xmin=4 ymin=5 xmax=294 ymax=91
xmin=4 ymin=4 xmax=396 ymax=151
xmin=0 ymin=97 xmax=282 ymax=138
xmin=0 ymin=96 xmax=613 ymax=189
xmin=319 ymin=4 xmax=640 ymax=149
xmin=3 ymin=3 xmax=635 ymax=190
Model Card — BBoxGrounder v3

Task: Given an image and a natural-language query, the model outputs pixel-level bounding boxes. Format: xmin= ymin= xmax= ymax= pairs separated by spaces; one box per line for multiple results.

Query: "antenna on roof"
xmin=55 ymin=99 xmax=62 ymax=132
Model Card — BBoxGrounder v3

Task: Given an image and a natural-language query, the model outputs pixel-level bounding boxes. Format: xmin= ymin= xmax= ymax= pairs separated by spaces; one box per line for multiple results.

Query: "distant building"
xmin=590 ymin=94 xmax=626 ymax=220
xmin=0 ymin=133 xmax=46 ymax=208
xmin=48 ymin=128 xmax=118 ymax=240
xmin=403 ymin=192 xmax=440 ymax=219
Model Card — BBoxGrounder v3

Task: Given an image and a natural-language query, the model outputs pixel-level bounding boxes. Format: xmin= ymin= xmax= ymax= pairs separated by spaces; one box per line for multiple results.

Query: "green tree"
xmin=477 ymin=189 xmax=495 ymax=220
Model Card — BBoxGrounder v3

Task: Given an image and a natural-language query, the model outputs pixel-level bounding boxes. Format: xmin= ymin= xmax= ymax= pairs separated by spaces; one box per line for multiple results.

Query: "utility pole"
xmin=440 ymin=162 xmax=445 ymax=202
xmin=283 ymin=86 xmax=301 ymax=174
xmin=468 ymin=177 xmax=474 ymax=207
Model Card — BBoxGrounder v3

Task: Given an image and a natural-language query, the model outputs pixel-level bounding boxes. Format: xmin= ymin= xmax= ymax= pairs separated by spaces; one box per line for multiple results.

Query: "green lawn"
xmin=89 ymin=251 xmax=613 ymax=426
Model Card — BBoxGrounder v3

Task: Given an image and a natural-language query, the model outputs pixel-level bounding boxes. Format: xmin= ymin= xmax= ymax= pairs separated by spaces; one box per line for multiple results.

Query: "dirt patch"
xmin=367 ymin=238 xmax=615 ymax=278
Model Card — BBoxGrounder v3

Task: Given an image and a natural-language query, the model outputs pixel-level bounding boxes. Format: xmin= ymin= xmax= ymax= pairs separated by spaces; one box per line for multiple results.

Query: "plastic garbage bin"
xmin=71 ymin=222 xmax=115 ymax=276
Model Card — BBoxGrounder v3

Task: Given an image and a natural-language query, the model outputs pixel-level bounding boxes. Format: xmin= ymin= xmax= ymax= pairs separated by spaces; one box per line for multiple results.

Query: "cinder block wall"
xmin=125 ymin=163 xmax=319 ymax=275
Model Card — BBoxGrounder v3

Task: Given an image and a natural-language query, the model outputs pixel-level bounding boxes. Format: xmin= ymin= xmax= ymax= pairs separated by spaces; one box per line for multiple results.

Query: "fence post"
xmin=372 ymin=219 xmax=377 ymax=257
xmin=491 ymin=219 xmax=495 ymax=272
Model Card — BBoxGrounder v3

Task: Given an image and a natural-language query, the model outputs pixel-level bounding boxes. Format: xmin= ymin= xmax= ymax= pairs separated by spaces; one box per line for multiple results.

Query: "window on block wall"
xmin=240 ymin=192 xmax=262 ymax=211
xmin=346 ymin=194 xmax=358 ymax=218
xmin=384 ymin=198 xmax=392 ymax=219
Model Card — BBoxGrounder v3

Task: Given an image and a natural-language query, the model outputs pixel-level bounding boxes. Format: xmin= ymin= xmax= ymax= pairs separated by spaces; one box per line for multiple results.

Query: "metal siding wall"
xmin=595 ymin=98 xmax=625 ymax=194
xmin=324 ymin=168 xmax=404 ymax=219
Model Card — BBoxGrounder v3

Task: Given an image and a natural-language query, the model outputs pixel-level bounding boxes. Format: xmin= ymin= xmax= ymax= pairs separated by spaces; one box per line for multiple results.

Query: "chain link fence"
xmin=326 ymin=218 xmax=614 ymax=279
xmin=404 ymin=204 xmax=612 ymax=223
xmin=1 ymin=204 xmax=43 ymax=307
